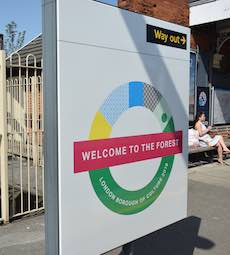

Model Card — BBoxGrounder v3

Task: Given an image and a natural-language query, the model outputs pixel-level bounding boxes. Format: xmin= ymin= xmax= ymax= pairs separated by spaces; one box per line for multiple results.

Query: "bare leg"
xmin=217 ymin=142 xmax=223 ymax=165
xmin=218 ymin=136 xmax=230 ymax=152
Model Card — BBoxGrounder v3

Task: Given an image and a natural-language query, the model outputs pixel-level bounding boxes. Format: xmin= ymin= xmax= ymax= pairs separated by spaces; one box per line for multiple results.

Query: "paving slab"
xmin=0 ymin=159 xmax=229 ymax=255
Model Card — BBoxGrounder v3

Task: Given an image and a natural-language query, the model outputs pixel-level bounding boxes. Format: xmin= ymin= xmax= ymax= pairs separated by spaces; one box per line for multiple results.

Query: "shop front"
xmin=190 ymin=0 xmax=230 ymax=129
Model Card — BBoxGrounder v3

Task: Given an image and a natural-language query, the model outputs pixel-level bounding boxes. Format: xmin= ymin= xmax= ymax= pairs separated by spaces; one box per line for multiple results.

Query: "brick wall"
xmin=210 ymin=126 xmax=230 ymax=139
xmin=191 ymin=25 xmax=216 ymax=51
xmin=118 ymin=0 xmax=189 ymax=27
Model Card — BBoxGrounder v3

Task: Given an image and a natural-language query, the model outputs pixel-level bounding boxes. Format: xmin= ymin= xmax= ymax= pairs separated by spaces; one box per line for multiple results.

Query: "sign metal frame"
xmin=43 ymin=1 xmax=190 ymax=254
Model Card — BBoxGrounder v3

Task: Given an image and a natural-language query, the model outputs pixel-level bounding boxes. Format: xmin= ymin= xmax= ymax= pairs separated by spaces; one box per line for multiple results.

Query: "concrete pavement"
xmin=0 ymin=215 xmax=44 ymax=255
xmin=0 ymin=159 xmax=230 ymax=255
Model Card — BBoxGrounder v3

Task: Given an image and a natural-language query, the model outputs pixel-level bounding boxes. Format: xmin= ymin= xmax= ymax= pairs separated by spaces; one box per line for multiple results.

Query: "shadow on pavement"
xmin=120 ymin=216 xmax=215 ymax=255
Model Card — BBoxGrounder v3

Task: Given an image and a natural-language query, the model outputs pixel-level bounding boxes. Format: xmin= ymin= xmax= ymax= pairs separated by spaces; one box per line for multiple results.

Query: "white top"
xmin=198 ymin=122 xmax=220 ymax=147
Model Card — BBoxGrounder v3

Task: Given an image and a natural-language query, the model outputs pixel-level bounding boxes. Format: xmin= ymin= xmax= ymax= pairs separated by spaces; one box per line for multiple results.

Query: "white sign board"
xmin=43 ymin=1 xmax=190 ymax=254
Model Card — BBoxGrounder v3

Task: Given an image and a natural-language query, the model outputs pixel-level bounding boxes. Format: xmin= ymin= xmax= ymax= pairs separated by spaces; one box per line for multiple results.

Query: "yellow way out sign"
xmin=147 ymin=24 xmax=187 ymax=50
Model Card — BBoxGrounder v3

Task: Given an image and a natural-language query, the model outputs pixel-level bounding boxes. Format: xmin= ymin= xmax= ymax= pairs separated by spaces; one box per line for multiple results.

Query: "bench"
xmin=189 ymin=138 xmax=230 ymax=167
xmin=189 ymin=138 xmax=230 ymax=154
xmin=189 ymin=145 xmax=216 ymax=154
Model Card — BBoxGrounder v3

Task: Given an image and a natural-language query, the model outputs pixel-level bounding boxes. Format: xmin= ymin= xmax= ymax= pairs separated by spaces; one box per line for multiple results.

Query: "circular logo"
xmin=199 ymin=91 xmax=207 ymax=107
xmin=89 ymin=82 xmax=175 ymax=215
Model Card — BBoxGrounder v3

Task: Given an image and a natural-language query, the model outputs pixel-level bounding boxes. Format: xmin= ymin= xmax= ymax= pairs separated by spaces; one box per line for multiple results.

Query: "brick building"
xmin=117 ymin=0 xmax=230 ymax=134
xmin=118 ymin=0 xmax=189 ymax=27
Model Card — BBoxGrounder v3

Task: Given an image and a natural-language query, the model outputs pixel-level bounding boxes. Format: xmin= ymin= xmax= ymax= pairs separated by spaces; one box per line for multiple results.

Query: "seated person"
xmin=188 ymin=128 xmax=199 ymax=148
xmin=194 ymin=111 xmax=230 ymax=165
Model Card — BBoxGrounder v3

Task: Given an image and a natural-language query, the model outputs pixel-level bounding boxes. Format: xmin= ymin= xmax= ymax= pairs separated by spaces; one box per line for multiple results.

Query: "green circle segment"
xmin=89 ymin=82 xmax=175 ymax=215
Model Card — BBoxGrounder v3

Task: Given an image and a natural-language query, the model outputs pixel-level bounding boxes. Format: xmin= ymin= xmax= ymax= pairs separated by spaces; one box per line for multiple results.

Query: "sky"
xmin=0 ymin=0 xmax=42 ymax=45
xmin=0 ymin=0 xmax=117 ymax=46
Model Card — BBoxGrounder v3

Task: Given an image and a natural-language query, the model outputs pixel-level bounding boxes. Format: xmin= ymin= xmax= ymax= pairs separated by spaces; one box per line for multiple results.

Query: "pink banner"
xmin=74 ymin=131 xmax=182 ymax=174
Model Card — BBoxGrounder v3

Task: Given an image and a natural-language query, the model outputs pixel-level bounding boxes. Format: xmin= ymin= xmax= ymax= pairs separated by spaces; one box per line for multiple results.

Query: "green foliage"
xmin=4 ymin=21 xmax=26 ymax=56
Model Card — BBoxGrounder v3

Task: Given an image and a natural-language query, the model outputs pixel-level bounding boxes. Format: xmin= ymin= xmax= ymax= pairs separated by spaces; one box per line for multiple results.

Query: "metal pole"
xmin=32 ymin=76 xmax=38 ymax=167
xmin=0 ymin=49 xmax=9 ymax=223
xmin=211 ymin=86 xmax=215 ymax=126
xmin=194 ymin=46 xmax=199 ymax=119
